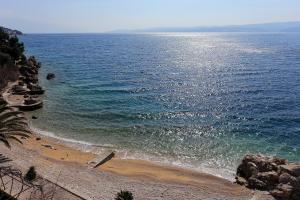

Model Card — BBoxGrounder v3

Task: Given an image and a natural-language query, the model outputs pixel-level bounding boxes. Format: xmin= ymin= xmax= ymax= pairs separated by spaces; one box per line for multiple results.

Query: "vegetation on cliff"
xmin=0 ymin=26 xmax=22 ymax=36
xmin=0 ymin=27 xmax=25 ymax=90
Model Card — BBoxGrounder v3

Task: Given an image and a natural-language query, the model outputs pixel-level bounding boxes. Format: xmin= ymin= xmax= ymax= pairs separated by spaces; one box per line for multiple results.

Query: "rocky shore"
xmin=0 ymin=26 xmax=44 ymax=111
xmin=236 ymin=154 xmax=300 ymax=200
xmin=2 ymin=56 xmax=44 ymax=111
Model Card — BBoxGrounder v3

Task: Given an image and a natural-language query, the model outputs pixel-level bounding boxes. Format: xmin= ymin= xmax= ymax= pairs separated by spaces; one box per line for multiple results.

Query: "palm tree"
xmin=0 ymin=100 xmax=31 ymax=148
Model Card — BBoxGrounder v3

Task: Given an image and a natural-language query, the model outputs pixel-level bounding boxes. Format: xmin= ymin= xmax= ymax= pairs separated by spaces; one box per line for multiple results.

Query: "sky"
xmin=1 ymin=0 xmax=300 ymax=33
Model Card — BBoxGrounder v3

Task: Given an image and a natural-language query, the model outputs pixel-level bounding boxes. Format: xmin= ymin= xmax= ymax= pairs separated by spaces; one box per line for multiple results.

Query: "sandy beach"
xmin=1 ymin=81 xmax=278 ymax=200
xmin=1 ymin=131 xmax=277 ymax=200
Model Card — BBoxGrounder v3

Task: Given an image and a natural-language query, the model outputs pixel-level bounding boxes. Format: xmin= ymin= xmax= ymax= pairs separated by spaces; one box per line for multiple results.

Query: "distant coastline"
xmin=113 ymin=21 xmax=300 ymax=33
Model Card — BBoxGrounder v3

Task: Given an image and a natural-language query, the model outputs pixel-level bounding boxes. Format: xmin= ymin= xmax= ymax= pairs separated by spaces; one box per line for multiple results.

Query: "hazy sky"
xmin=1 ymin=0 xmax=300 ymax=33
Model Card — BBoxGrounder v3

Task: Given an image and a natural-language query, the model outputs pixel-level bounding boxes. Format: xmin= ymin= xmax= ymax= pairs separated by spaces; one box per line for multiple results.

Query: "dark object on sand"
xmin=94 ymin=152 xmax=115 ymax=168
xmin=36 ymin=137 xmax=41 ymax=141
xmin=41 ymin=144 xmax=53 ymax=149
xmin=32 ymin=115 xmax=38 ymax=119
xmin=115 ymin=190 xmax=134 ymax=200
xmin=46 ymin=73 xmax=55 ymax=80
xmin=24 ymin=166 xmax=37 ymax=182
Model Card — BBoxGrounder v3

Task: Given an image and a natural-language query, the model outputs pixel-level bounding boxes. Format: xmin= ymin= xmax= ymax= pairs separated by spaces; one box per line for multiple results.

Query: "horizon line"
xmin=12 ymin=20 xmax=300 ymax=34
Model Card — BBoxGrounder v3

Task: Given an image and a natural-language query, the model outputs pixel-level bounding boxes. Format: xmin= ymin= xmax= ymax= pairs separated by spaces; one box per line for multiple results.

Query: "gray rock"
xmin=279 ymin=173 xmax=297 ymax=184
xmin=291 ymin=176 xmax=300 ymax=189
xmin=270 ymin=184 xmax=293 ymax=200
xmin=257 ymin=171 xmax=279 ymax=186
xmin=280 ymin=164 xmax=300 ymax=177
xmin=248 ymin=177 xmax=268 ymax=190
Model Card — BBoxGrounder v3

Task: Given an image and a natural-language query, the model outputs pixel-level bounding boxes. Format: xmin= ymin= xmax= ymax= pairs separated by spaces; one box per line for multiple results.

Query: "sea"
xmin=20 ymin=32 xmax=300 ymax=179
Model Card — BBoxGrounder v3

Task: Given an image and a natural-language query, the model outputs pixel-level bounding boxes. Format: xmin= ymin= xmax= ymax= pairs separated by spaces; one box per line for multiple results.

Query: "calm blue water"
xmin=21 ymin=33 xmax=300 ymax=178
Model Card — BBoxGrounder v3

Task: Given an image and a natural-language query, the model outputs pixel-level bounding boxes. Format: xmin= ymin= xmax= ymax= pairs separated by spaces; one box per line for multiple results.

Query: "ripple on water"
xmin=22 ymin=32 xmax=300 ymax=179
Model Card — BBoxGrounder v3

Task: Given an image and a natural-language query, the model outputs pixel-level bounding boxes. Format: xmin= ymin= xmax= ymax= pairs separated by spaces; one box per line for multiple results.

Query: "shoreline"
xmin=1 ymin=80 xmax=273 ymax=199
xmin=21 ymin=131 xmax=232 ymax=188
xmin=29 ymin=124 xmax=235 ymax=180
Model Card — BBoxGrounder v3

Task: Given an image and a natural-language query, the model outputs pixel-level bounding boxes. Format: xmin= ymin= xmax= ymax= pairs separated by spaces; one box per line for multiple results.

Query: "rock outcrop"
xmin=1 ymin=27 xmax=44 ymax=111
xmin=236 ymin=154 xmax=300 ymax=200
xmin=46 ymin=73 xmax=55 ymax=80
xmin=0 ymin=26 xmax=23 ymax=36
xmin=17 ymin=56 xmax=44 ymax=109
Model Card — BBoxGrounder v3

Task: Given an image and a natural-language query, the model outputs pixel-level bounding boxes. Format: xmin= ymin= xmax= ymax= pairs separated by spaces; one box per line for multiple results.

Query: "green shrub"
xmin=115 ymin=190 xmax=134 ymax=200
xmin=24 ymin=166 xmax=37 ymax=182
xmin=0 ymin=28 xmax=24 ymax=62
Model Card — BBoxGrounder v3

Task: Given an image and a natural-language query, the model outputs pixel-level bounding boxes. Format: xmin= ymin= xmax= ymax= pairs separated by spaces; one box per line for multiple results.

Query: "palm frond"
xmin=0 ymin=111 xmax=24 ymax=121
xmin=0 ymin=154 xmax=12 ymax=164
xmin=0 ymin=101 xmax=31 ymax=148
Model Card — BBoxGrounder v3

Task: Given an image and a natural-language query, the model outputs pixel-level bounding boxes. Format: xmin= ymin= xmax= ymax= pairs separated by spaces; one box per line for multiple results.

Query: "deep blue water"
xmin=20 ymin=33 xmax=300 ymax=178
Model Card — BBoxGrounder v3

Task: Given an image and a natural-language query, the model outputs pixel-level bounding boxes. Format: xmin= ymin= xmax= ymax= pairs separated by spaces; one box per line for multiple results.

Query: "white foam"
xmin=30 ymin=125 xmax=235 ymax=181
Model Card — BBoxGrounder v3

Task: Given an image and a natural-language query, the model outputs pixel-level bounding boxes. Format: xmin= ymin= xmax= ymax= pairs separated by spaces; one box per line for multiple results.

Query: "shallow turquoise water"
xmin=21 ymin=33 xmax=300 ymax=178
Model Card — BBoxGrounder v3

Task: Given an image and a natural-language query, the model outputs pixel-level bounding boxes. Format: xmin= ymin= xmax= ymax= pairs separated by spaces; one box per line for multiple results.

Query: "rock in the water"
xmin=32 ymin=115 xmax=38 ymax=119
xmin=46 ymin=73 xmax=55 ymax=80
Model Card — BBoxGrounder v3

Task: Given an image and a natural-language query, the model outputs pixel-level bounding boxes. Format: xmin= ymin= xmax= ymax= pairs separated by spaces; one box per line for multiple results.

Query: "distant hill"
xmin=122 ymin=21 xmax=300 ymax=33
xmin=0 ymin=26 xmax=23 ymax=36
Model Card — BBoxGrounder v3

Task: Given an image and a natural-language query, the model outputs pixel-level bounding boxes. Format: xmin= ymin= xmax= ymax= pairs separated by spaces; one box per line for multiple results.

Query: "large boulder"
xmin=256 ymin=171 xmax=279 ymax=186
xmin=279 ymin=173 xmax=297 ymax=184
